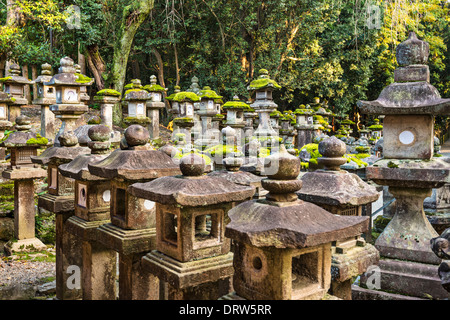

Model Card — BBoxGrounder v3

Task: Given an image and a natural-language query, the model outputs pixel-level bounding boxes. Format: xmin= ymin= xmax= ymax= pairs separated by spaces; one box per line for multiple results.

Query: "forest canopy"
xmin=1 ymin=0 xmax=450 ymax=118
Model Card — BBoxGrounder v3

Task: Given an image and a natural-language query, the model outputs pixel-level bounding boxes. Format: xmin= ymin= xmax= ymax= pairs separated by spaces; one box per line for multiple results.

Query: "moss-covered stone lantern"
xmin=74 ymin=64 xmax=94 ymax=105
xmin=247 ymin=69 xmax=281 ymax=139
xmin=32 ymin=63 xmax=57 ymax=140
xmin=123 ymin=79 xmax=152 ymax=127
xmin=222 ymin=96 xmax=250 ymax=147
xmin=144 ymin=75 xmax=166 ymax=139
xmin=195 ymin=86 xmax=223 ymax=149
xmin=0 ymin=87 xmax=13 ymax=161
xmin=294 ymin=104 xmax=315 ymax=149
xmin=128 ymin=153 xmax=255 ymax=299
xmin=296 ymin=136 xmax=380 ymax=300
xmin=0 ymin=63 xmax=33 ymax=123
xmin=88 ymin=125 xmax=181 ymax=300
xmin=171 ymin=90 xmax=200 ymax=145
xmin=222 ymin=145 xmax=368 ymax=300
xmin=59 ymin=125 xmax=117 ymax=300
xmin=45 ymin=57 xmax=90 ymax=147
xmin=1 ymin=116 xmax=48 ymax=254
xmin=353 ymin=31 xmax=450 ymax=300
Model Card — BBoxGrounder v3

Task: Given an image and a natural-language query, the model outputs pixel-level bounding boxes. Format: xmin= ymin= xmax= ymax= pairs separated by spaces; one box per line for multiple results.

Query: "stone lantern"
xmin=45 ymin=57 xmax=91 ymax=147
xmin=269 ymin=110 xmax=282 ymax=132
xmin=166 ymin=85 xmax=181 ymax=119
xmin=144 ymin=75 xmax=166 ymax=139
xmin=222 ymin=96 xmax=249 ymax=147
xmin=294 ymin=105 xmax=315 ymax=149
xmin=368 ymin=118 xmax=383 ymax=142
xmin=88 ymin=125 xmax=181 ymax=300
xmin=1 ymin=116 xmax=49 ymax=254
xmin=123 ymin=79 xmax=152 ymax=127
xmin=128 ymin=153 xmax=255 ymax=300
xmin=74 ymin=64 xmax=93 ymax=105
xmin=222 ymin=145 xmax=369 ymax=300
xmin=353 ymin=31 xmax=450 ymax=300
xmin=30 ymin=131 xmax=89 ymax=300
xmin=32 ymin=63 xmax=57 ymax=140
xmin=296 ymin=136 xmax=380 ymax=299
xmin=0 ymin=63 xmax=33 ymax=123
xmin=0 ymin=87 xmax=13 ymax=161
xmin=359 ymin=125 xmax=371 ymax=141
xmin=171 ymin=90 xmax=200 ymax=145
xmin=243 ymin=106 xmax=257 ymax=143
xmin=195 ymin=86 xmax=223 ymax=149
xmin=59 ymin=125 xmax=117 ymax=300
xmin=93 ymin=89 xmax=121 ymax=129
xmin=247 ymin=69 xmax=281 ymax=139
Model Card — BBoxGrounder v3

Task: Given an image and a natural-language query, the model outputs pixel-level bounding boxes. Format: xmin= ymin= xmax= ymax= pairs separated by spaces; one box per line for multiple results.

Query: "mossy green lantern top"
xmin=144 ymin=75 xmax=166 ymax=105
xmin=123 ymin=79 xmax=151 ymax=118
xmin=0 ymin=63 xmax=33 ymax=105
xmin=247 ymin=69 xmax=281 ymax=137
xmin=170 ymin=90 xmax=200 ymax=120
xmin=198 ymin=86 xmax=222 ymax=116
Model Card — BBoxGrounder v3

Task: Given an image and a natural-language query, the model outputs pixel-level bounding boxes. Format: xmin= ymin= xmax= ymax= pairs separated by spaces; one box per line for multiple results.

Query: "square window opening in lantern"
xmin=194 ymin=213 xmax=219 ymax=242
xmin=291 ymin=250 xmax=322 ymax=299
xmin=163 ymin=212 xmax=178 ymax=245
xmin=114 ymin=188 xmax=127 ymax=220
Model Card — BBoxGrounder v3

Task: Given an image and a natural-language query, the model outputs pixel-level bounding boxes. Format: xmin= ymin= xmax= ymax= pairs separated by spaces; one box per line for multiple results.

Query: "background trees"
xmin=1 ymin=0 xmax=450 ymax=122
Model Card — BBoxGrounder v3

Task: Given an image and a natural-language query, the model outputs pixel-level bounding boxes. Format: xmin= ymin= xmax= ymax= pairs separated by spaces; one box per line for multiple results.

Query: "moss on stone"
xmin=124 ymin=88 xmax=145 ymax=96
xmin=171 ymin=92 xmax=200 ymax=102
xmin=174 ymin=117 xmax=194 ymax=123
xmin=96 ymin=89 xmax=121 ymax=97
xmin=248 ymin=78 xmax=281 ymax=90
xmin=26 ymin=134 xmax=49 ymax=145
xmin=368 ymin=124 xmax=383 ymax=130
xmin=75 ymin=73 xmax=93 ymax=84
xmin=143 ymin=84 xmax=165 ymax=92
xmin=355 ymin=153 xmax=371 ymax=159
xmin=204 ymin=144 xmax=241 ymax=157
xmin=222 ymin=100 xmax=250 ymax=110
xmin=198 ymin=89 xmax=222 ymax=100
xmin=355 ymin=146 xmax=370 ymax=153
xmin=387 ymin=161 xmax=399 ymax=168
xmin=344 ymin=154 xmax=368 ymax=167
xmin=123 ymin=116 xmax=151 ymax=124
xmin=0 ymin=76 xmax=12 ymax=82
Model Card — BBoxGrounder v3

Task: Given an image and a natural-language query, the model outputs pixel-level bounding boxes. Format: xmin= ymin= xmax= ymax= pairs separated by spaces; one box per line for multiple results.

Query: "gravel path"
xmin=0 ymin=258 xmax=55 ymax=288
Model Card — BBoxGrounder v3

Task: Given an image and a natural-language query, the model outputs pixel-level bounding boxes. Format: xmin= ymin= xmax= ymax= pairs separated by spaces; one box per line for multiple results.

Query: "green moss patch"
xmin=75 ymin=73 xmax=93 ymax=84
xmin=95 ymin=89 xmax=121 ymax=97
xmin=26 ymin=134 xmax=49 ymax=146
xmin=171 ymin=92 xmax=200 ymax=103
xmin=144 ymin=84 xmax=165 ymax=92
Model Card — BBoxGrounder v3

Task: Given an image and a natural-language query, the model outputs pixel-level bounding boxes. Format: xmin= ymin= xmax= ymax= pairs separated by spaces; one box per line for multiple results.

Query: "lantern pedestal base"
xmin=353 ymin=257 xmax=449 ymax=300
xmin=142 ymin=250 xmax=234 ymax=300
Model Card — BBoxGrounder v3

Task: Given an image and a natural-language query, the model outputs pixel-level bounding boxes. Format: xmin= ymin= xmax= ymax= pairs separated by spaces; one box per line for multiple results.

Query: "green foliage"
xmin=26 ymin=134 xmax=49 ymax=145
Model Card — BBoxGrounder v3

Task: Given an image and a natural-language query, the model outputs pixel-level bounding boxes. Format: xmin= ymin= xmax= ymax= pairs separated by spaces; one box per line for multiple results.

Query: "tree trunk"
xmin=85 ymin=44 xmax=106 ymax=91
xmin=111 ymin=0 xmax=155 ymax=124
xmin=31 ymin=65 xmax=38 ymax=102
xmin=78 ymin=42 xmax=86 ymax=75
xmin=152 ymin=48 xmax=165 ymax=88
xmin=174 ymin=43 xmax=180 ymax=86
xmin=22 ymin=65 xmax=31 ymax=104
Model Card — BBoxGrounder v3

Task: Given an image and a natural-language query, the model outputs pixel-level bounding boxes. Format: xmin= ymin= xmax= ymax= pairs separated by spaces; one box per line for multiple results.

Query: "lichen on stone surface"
xmin=368 ymin=124 xmax=383 ymax=130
